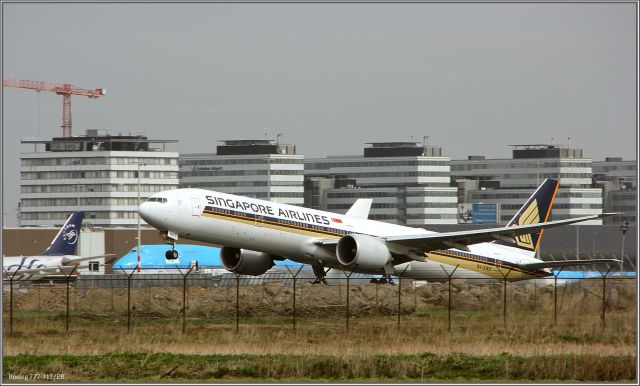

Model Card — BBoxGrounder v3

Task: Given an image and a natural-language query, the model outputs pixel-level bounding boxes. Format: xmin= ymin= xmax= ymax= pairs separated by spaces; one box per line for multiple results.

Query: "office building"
xmin=19 ymin=130 xmax=179 ymax=227
xmin=451 ymin=144 xmax=603 ymax=225
xmin=305 ymin=142 xmax=458 ymax=225
xmin=179 ymin=139 xmax=304 ymax=205
xmin=593 ymin=157 xmax=637 ymax=225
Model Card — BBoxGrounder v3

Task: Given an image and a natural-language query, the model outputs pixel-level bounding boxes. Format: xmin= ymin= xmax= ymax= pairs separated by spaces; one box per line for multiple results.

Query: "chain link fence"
xmin=3 ymin=268 xmax=636 ymax=335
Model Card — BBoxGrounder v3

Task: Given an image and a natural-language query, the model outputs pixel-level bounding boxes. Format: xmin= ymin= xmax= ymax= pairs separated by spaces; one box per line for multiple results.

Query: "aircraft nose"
xmin=139 ymin=201 xmax=158 ymax=226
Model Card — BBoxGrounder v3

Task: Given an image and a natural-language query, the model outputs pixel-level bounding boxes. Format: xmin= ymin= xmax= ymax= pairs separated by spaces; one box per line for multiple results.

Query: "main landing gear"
xmin=370 ymin=275 xmax=395 ymax=285
xmin=161 ymin=231 xmax=179 ymax=260
xmin=310 ymin=264 xmax=328 ymax=285
xmin=165 ymin=248 xmax=178 ymax=260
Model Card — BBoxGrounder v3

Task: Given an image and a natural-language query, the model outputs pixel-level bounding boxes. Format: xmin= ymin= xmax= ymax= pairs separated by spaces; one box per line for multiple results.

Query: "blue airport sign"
xmin=472 ymin=203 xmax=497 ymax=224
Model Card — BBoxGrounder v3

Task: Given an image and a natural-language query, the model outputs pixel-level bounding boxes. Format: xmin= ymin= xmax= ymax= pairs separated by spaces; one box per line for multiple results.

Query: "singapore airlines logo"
xmin=62 ymin=224 xmax=78 ymax=245
xmin=514 ymin=199 xmax=540 ymax=250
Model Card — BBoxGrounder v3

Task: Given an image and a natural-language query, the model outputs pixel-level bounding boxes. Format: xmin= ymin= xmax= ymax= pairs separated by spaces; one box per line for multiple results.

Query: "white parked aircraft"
xmin=138 ymin=179 xmax=621 ymax=283
xmin=3 ymin=212 xmax=112 ymax=279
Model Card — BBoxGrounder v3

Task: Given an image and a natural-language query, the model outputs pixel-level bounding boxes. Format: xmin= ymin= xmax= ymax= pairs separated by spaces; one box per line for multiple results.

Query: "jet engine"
xmin=336 ymin=234 xmax=391 ymax=271
xmin=220 ymin=247 xmax=275 ymax=276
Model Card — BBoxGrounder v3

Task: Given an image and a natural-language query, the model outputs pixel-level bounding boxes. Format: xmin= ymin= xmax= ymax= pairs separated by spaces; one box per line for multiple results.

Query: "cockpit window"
xmin=146 ymin=197 xmax=168 ymax=203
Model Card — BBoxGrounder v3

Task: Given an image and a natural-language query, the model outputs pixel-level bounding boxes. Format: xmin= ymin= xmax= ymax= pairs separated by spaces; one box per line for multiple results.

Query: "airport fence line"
xmin=2 ymin=267 xmax=637 ymax=336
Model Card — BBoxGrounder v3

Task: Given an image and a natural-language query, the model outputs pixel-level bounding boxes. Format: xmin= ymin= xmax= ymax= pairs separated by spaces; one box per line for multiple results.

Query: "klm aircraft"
xmin=113 ymin=244 xmax=303 ymax=273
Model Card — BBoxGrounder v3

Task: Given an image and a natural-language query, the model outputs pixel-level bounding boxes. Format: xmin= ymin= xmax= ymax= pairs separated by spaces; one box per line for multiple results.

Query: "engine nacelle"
xmin=336 ymin=234 xmax=391 ymax=271
xmin=220 ymin=247 xmax=275 ymax=276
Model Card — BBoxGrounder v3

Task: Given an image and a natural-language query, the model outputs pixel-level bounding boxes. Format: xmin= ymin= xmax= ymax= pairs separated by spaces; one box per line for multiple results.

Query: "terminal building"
xmin=19 ymin=130 xmax=179 ymax=227
xmin=304 ymin=142 xmax=458 ymax=225
xmin=592 ymin=157 xmax=637 ymax=225
xmin=451 ymin=144 xmax=603 ymax=225
xmin=179 ymin=139 xmax=304 ymax=205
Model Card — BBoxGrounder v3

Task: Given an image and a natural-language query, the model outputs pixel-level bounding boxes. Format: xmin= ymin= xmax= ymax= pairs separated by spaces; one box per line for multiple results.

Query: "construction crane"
xmin=3 ymin=78 xmax=106 ymax=137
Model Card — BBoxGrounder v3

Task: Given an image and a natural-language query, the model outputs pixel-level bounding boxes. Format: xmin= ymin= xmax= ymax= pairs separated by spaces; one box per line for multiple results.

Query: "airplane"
xmin=2 ymin=212 xmax=112 ymax=279
xmin=138 ymin=179 xmax=622 ymax=284
xmin=113 ymin=243 xmax=305 ymax=274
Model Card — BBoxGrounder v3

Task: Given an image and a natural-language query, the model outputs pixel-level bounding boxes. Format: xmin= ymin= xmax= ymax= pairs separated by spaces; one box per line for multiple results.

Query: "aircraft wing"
xmin=315 ymin=212 xmax=619 ymax=256
xmin=383 ymin=213 xmax=619 ymax=253
xmin=518 ymin=259 xmax=622 ymax=270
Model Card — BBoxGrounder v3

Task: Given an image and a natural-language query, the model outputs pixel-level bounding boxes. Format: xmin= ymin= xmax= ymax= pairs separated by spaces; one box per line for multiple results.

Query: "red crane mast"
xmin=3 ymin=78 xmax=106 ymax=137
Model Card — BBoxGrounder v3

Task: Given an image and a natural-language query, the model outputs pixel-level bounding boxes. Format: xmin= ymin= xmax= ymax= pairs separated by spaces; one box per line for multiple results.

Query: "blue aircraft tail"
xmin=500 ymin=179 xmax=559 ymax=254
xmin=41 ymin=212 xmax=84 ymax=256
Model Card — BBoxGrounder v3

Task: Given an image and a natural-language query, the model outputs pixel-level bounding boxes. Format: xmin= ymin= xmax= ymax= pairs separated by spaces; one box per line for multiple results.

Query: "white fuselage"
xmin=2 ymin=255 xmax=69 ymax=277
xmin=139 ymin=189 xmax=551 ymax=281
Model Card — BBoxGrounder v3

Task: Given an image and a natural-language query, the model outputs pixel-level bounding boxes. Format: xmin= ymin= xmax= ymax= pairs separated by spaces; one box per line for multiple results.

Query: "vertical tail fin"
xmin=345 ymin=199 xmax=373 ymax=219
xmin=41 ymin=212 xmax=84 ymax=256
xmin=502 ymin=179 xmax=559 ymax=254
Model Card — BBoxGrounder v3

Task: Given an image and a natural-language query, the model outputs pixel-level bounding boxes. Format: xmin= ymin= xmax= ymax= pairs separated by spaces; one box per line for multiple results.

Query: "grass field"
xmin=4 ymin=352 xmax=634 ymax=382
xmin=3 ymin=307 xmax=636 ymax=382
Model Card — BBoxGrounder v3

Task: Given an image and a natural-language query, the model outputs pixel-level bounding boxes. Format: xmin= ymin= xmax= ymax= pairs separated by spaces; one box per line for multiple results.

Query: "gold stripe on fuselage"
xmin=201 ymin=208 xmax=544 ymax=279
xmin=427 ymin=251 xmax=544 ymax=280
xmin=202 ymin=209 xmax=342 ymax=239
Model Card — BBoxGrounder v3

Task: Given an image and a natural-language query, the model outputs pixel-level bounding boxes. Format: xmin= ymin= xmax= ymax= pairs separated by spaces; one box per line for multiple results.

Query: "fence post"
xmin=553 ymin=267 xmax=564 ymax=326
xmin=375 ymin=281 xmax=379 ymax=314
xmin=235 ymin=273 xmax=240 ymax=333
xmin=497 ymin=268 xmax=512 ymax=328
xmin=344 ymin=271 xmax=354 ymax=335
xmin=598 ymin=266 xmax=614 ymax=330
xmin=110 ymin=279 xmax=115 ymax=312
xmin=440 ymin=265 xmax=459 ymax=333
xmin=225 ymin=283 xmax=230 ymax=311
xmin=121 ymin=266 xmax=138 ymax=333
xmin=177 ymin=265 xmax=196 ymax=334
xmin=533 ymin=281 xmax=537 ymax=310
xmin=10 ymin=277 xmax=14 ymax=336
xmin=63 ymin=265 xmax=79 ymax=333
xmin=38 ymin=282 xmax=42 ymax=312
xmin=286 ymin=266 xmax=304 ymax=334
xmin=397 ymin=265 xmax=410 ymax=335
xmin=4 ymin=268 xmax=20 ymax=336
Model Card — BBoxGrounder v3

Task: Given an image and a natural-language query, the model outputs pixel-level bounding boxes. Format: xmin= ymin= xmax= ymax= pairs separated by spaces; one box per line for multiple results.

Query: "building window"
xmin=88 ymin=261 xmax=99 ymax=272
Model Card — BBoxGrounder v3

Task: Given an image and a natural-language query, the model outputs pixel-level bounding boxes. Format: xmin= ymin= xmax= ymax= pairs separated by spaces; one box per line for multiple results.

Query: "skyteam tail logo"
xmin=42 ymin=212 xmax=84 ymax=256
xmin=63 ymin=224 xmax=78 ymax=245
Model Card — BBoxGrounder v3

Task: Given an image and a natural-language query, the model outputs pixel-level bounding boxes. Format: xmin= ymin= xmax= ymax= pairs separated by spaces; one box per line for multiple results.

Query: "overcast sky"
xmin=2 ymin=3 xmax=637 ymax=226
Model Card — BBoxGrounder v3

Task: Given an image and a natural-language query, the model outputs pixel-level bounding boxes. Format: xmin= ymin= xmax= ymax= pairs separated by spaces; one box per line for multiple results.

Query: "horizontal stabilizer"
xmin=519 ymin=259 xmax=622 ymax=270
xmin=60 ymin=254 xmax=115 ymax=265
